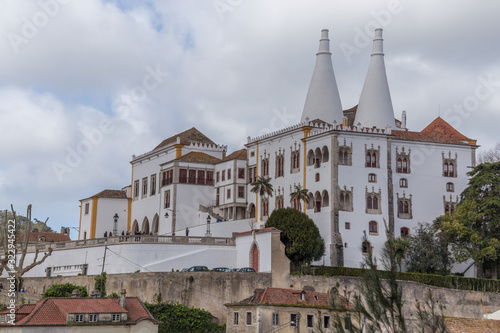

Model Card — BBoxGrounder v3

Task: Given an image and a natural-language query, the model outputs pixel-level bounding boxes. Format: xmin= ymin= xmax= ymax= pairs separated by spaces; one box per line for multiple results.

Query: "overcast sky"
xmin=1 ymin=0 xmax=499 ymax=236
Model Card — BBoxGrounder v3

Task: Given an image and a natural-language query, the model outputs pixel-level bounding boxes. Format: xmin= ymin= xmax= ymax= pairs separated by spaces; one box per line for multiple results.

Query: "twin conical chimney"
xmin=353 ymin=28 xmax=395 ymax=131
xmin=301 ymin=29 xmax=344 ymax=125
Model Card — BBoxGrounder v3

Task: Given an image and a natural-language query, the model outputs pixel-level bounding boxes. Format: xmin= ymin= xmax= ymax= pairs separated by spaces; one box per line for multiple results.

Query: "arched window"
xmin=322 ymin=146 xmax=329 ymax=163
xmin=322 ymin=190 xmax=329 ymax=207
xmin=402 ymin=159 xmax=408 ymax=173
xmin=397 ymin=158 xmax=402 ymax=173
xmin=362 ymin=240 xmax=372 ymax=254
xmin=307 ymin=150 xmax=315 ymax=166
xmin=367 ymin=197 xmax=373 ymax=209
xmin=372 ymin=197 xmax=378 ymax=210
xmin=369 ymin=221 xmax=378 ymax=234
xmin=443 ymin=163 xmax=449 ymax=177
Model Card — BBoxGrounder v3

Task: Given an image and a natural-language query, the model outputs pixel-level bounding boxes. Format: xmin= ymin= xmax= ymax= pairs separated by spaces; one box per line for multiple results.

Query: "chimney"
xmin=401 ymin=110 xmax=407 ymax=129
xmin=119 ymin=289 xmax=127 ymax=308
xmin=71 ymin=289 xmax=81 ymax=298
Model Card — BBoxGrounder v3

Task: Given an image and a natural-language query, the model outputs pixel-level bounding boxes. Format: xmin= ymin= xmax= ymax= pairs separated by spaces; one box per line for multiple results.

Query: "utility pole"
xmin=101 ymin=245 xmax=107 ymax=274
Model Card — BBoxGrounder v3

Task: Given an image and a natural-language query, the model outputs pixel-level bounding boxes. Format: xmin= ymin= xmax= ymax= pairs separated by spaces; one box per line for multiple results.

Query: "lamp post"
xmin=113 ymin=213 xmax=119 ymax=236
xmin=205 ymin=215 xmax=212 ymax=237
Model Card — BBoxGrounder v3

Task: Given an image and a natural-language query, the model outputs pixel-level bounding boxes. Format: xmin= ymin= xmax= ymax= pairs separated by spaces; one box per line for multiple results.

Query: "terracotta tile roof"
xmin=176 ymin=151 xmax=221 ymax=164
xmin=220 ymin=149 xmax=247 ymax=162
xmin=343 ymin=105 xmax=357 ymax=126
xmin=1 ymin=297 xmax=157 ymax=327
xmin=234 ymin=227 xmax=281 ymax=238
xmin=393 ymin=117 xmax=475 ymax=145
xmin=234 ymin=287 xmax=352 ymax=309
xmin=154 ymin=127 xmax=216 ymax=150
xmin=445 ymin=317 xmax=500 ymax=332
xmin=18 ymin=232 xmax=71 ymax=243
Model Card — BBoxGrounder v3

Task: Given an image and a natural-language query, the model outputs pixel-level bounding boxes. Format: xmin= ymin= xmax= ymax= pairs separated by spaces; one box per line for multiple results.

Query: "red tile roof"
xmin=154 ymin=127 xmax=216 ymax=150
xmin=81 ymin=189 xmax=128 ymax=201
xmin=393 ymin=117 xmax=475 ymax=146
xmin=18 ymin=232 xmax=71 ymax=243
xmin=176 ymin=151 xmax=221 ymax=164
xmin=220 ymin=149 xmax=247 ymax=162
xmin=234 ymin=287 xmax=352 ymax=309
xmin=445 ymin=317 xmax=500 ymax=332
xmin=0 ymin=297 xmax=157 ymax=327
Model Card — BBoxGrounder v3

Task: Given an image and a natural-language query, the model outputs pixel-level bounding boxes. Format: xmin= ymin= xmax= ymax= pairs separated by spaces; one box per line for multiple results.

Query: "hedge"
xmin=302 ymin=265 xmax=500 ymax=293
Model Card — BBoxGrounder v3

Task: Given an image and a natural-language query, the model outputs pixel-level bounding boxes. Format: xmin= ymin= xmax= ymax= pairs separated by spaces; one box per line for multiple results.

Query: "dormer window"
xmin=112 ymin=314 xmax=120 ymax=322
xmin=75 ymin=314 xmax=84 ymax=322
xmin=89 ymin=314 xmax=98 ymax=322
xmin=300 ymin=293 xmax=305 ymax=301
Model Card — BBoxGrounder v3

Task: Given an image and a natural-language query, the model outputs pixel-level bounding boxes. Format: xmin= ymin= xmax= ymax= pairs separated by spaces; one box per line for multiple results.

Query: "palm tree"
xmin=250 ymin=176 xmax=274 ymax=197
xmin=290 ymin=184 xmax=309 ymax=209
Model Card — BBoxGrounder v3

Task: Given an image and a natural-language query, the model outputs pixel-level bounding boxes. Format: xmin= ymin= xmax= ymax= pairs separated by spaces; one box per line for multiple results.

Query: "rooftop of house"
xmin=18 ymin=232 xmax=71 ymax=243
xmin=392 ymin=116 xmax=475 ymax=146
xmin=175 ymin=151 xmax=221 ymax=164
xmin=445 ymin=317 xmax=500 ymax=332
xmin=81 ymin=189 xmax=128 ymax=201
xmin=220 ymin=148 xmax=247 ymax=162
xmin=154 ymin=127 xmax=216 ymax=151
xmin=228 ymin=287 xmax=353 ymax=309
xmin=0 ymin=296 xmax=157 ymax=327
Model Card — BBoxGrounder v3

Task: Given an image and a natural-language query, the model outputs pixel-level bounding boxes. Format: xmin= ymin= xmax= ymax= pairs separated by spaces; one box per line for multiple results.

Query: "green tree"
xmin=250 ymin=176 xmax=273 ymax=197
xmin=94 ymin=272 xmax=107 ymax=297
xmin=390 ymin=237 xmax=409 ymax=272
xmin=290 ymin=184 xmax=309 ymax=208
xmin=405 ymin=223 xmax=454 ymax=275
xmin=145 ymin=302 xmax=225 ymax=333
xmin=43 ymin=283 xmax=88 ymax=298
xmin=265 ymin=208 xmax=324 ymax=267
xmin=437 ymin=162 xmax=500 ymax=279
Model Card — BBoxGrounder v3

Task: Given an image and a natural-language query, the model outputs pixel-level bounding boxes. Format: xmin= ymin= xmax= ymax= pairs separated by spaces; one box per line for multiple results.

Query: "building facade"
xmin=76 ymin=28 xmax=477 ymax=272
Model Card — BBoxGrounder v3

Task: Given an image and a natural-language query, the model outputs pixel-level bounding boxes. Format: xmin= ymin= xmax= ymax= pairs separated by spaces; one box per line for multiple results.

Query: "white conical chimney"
xmin=301 ymin=29 xmax=343 ymax=124
xmin=354 ymin=28 xmax=395 ymax=132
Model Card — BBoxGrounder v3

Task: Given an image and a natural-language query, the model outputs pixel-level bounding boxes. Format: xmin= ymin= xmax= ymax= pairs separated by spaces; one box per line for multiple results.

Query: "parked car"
xmin=186 ymin=266 xmax=208 ymax=272
xmin=181 ymin=268 xmax=188 ymax=272
xmin=230 ymin=268 xmax=240 ymax=272
xmin=239 ymin=267 xmax=256 ymax=272
xmin=213 ymin=267 xmax=230 ymax=272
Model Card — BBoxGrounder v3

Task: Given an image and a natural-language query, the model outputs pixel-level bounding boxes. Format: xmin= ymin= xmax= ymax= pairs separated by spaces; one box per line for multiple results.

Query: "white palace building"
xmin=8 ymin=29 xmax=479 ymax=277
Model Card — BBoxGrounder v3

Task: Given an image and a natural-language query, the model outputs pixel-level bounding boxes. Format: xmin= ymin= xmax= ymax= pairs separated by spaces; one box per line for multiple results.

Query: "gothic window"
xmin=446 ymin=182 xmax=454 ymax=192
xmin=365 ymin=187 xmax=382 ymax=214
xmin=275 ymin=195 xmax=284 ymax=210
xmin=443 ymin=195 xmax=458 ymax=215
xmin=400 ymin=227 xmax=409 ymax=237
xmin=396 ymin=147 xmax=411 ymax=174
xmin=338 ymin=186 xmax=353 ymax=212
xmin=275 ymin=151 xmax=285 ymax=178
xmin=369 ymin=221 xmax=378 ymax=235
xmin=314 ymin=191 xmax=322 ymax=213
xmin=292 ymin=198 xmax=300 ymax=210
xmin=368 ymin=173 xmax=376 ymax=183
xmin=399 ymin=178 xmax=408 ymax=188
xmin=307 ymin=192 xmax=314 ymax=210
xmin=314 ymin=148 xmax=322 ymax=168
xmin=261 ymin=197 xmax=269 ymax=218
xmin=261 ymin=158 xmax=269 ymax=177
xmin=397 ymin=192 xmax=413 ymax=219
xmin=290 ymin=144 xmax=300 ymax=173
xmin=365 ymin=144 xmax=380 ymax=168
xmin=442 ymin=152 xmax=458 ymax=177
xmin=338 ymin=139 xmax=352 ymax=166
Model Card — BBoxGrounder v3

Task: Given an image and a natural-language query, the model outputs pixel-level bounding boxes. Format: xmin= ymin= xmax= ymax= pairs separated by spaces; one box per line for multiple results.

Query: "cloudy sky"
xmin=0 ymin=0 xmax=499 ymax=236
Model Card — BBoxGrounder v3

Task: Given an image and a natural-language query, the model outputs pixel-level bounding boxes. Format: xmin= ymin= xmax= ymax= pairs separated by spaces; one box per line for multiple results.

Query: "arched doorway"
xmin=151 ymin=214 xmax=159 ymax=235
xmin=131 ymin=220 xmax=139 ymax=233
xmin=250 ymin=242 xmax=259 ymax=272
xmin=141 ymin=217 xmax=150 ymax=234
